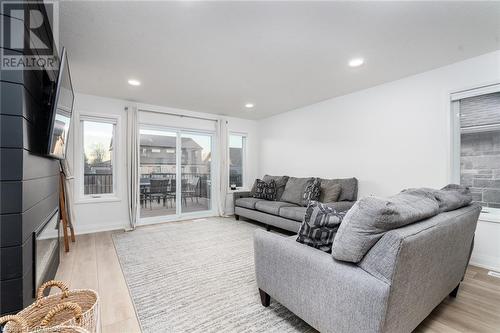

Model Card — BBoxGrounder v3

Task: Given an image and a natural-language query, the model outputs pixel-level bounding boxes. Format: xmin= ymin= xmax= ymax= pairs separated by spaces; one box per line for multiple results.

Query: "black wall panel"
xmin=0 ymin=192 xmax=58 ymax=247
xmin=0 ymin=0 xmax=61 ymax=314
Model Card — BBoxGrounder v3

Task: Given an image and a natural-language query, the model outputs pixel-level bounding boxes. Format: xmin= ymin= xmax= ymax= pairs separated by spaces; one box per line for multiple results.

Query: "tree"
xmin=89 ymin=143 xmax=107 ymax=164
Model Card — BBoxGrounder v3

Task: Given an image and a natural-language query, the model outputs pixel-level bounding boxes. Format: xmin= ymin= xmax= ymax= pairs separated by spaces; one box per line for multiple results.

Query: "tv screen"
xmin=47 ymin=48 xmax=74 ymax=159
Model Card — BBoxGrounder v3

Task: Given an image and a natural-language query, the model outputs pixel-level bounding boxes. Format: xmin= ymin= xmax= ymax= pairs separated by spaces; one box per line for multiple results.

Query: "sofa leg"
xmin=266 ymin=224 xmax=271 ymax=231
xmin=235 ymin=214 xmax=239 ymax=221
xmin=450 ymin=283 xmax=460 ymax=298
xmin=259 ymin=289 xmax=270 ymax=307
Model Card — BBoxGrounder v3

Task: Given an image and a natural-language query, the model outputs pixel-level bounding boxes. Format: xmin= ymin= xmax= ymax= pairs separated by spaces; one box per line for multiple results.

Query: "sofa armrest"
xmin=233 ymin=191 xmax=251 ymax=200
xmin=324 ymin=200 xmax=355 ymax=212
xmin=254 ymin=229 xmax=390 ymax=333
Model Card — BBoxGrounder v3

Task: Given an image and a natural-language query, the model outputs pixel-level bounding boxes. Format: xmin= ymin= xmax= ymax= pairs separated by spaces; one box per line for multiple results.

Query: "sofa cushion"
xmin=253 ymin=179 xmax=276 ymax=200
xmin=255 ymin=201 xmax=298 ymax=216
xmin=320 ymin=183 xmax=342 ymax=203
xmin=262 ymin=175 xmax=289 ymax=200
xmin=296 ymin=201 xmax=347 ymax=252
xmin=320 ymin=178 xmax=358 ymax=202
xmin=279 ymin=206 xmax=307 ymax=222
xmin=235 ymin=197 xmax=263 ymax=210
xmin=331 ymin=189 xmax=439 ymax=263
xmin=281 ymin=177 xmax=314 ymax=206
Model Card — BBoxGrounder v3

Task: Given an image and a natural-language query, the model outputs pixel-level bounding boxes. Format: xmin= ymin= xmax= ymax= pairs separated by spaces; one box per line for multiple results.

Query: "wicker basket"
xmin=0 ymin=312 xmax=89 ymax=333
xmin=5 ymin=281 xmax=98 ymax=333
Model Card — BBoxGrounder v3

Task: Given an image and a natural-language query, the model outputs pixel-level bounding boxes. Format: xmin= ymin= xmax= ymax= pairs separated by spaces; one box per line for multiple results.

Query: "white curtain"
xmin=217 ymin=118 xmax=229 ymax=216
xmin=126 ymin=105 xmax=140 ymax=229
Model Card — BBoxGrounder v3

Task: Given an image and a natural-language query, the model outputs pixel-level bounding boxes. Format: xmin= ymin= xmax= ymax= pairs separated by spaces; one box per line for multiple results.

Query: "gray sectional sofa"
xmin=234 ymin=176 xmax=358 ymax=233
xmin=254 ymin=189 xmax=481 ymax=333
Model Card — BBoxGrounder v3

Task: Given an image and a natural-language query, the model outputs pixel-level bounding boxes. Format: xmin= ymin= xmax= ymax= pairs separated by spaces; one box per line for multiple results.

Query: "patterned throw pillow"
xmin=296 ymin=201 xmax=346 ymax=253
xmin=302 ymin=178 xmax=321 ymax=206
xmin=253 ymin=179 xmax=277 ymax=200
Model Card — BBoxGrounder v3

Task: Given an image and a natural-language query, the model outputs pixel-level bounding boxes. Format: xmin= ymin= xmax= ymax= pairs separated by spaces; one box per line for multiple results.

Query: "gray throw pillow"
xmin=250 ymin=179 xmax=258 ymax=195
xmin=320 ymin=178 xmax=358 ymax=202
xmin=281 ymin=177 xmax=314 ymax=205
xmin=262 ymin=175 xmax=289 ymax=200
xmin=320 ymin=183 xmax=342 ymax=203
xmin=296 ymin=201 xmax=346 ymax=253
xmin=437 ymin=184 xmax=472 ymax=211
xmin=331 ymin=190 xmax=440 ymax=263
xmin=402 ymin=184 xmax=472 ymax=213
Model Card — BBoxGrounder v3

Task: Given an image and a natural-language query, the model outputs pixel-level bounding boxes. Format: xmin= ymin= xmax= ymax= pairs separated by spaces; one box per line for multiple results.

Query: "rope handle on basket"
xmin=0 ymin=315 xmax=28 ymax=332
xmin=39 ymin=302 xmax=82 ymax=328
xmin=36 ymin=280 xmax=70 ymax=306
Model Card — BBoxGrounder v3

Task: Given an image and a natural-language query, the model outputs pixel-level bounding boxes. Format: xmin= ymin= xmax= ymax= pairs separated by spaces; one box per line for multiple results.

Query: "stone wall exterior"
xmin=461 ymin=131 xmax=500 ymax=208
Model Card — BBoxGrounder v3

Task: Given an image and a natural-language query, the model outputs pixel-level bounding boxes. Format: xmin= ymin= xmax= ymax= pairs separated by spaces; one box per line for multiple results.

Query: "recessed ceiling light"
xmin=128 ymin=79 xmax=141 ymax=86
xmin=348 ymin=58 xmax=364 ymax=67
xmin=245 ymin=103 xmax=255 ymax=109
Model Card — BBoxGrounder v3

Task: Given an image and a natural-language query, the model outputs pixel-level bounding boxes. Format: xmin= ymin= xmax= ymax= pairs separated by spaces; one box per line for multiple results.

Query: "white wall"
xmin=258 ymin=50 xmax=500 ymax=270
xmin=68 ymin=94 xmax=132 ymax=234
xmin=68 ymin=94 xmax=259 ymax=233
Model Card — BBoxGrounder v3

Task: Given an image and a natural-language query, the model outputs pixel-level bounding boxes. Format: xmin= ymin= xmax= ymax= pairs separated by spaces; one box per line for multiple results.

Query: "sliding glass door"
xmin=181 ymin=133 xmax=212 ymax=213
xmin=139 ymin=127 xmax=214 ymax=221
xmin=139 ymin=128 xmax=177 ymax=218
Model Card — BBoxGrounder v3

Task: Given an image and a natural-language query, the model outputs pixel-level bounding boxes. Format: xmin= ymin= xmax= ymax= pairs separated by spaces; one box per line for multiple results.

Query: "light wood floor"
xmin=55 ymin=231 xmax=141 ymax=333
xmin=56 ymin=226 xmax=500 ymax=333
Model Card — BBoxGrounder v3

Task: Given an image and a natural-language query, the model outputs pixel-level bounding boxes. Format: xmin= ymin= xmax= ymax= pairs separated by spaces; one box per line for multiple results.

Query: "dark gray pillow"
xmin=252 ymin=179 xmax=276 ymax=200
xmin=296 ymin=201 xmax=346 ymax=253
xmin=262 ymin=175 xmax=289 ymax=200
xmin=320 ymin=183 xmax=342 ymax=203
xmin=281 ymin=177 xmax=314 ymax=205
xmin=331 ymin=190 xmax=440 ymax=263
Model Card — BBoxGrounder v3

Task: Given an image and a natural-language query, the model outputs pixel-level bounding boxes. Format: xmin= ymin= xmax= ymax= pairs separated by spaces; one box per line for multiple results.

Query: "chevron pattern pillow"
xmin=296 ymin=201 xmax=346 ymax=252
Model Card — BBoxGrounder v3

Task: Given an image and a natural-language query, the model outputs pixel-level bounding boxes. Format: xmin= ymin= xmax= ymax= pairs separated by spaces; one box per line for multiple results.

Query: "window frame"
xmin=228 ymin=132 xmax=247 ymax=190
xmin=450 ymin=83 xmax=500 ymax=223
xmin=77 ymin=113 xmax=120 ymax=203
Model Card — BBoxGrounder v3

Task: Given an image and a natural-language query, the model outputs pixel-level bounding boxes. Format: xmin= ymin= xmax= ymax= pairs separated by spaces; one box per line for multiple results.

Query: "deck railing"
xmin=84 ymin=172 xmax=243 ymax=196
xmin=84 ymin=173 xmax=113 ymax=195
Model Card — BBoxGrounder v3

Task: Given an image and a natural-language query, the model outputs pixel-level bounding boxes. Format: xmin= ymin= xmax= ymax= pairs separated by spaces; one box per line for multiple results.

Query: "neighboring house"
xmin=140 ymin=135 xmax=209 ymax=175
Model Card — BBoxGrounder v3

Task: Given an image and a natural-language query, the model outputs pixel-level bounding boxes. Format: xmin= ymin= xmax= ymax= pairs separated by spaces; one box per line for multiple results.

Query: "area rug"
xmin=112 ymin=218 xmax=316 ymax=333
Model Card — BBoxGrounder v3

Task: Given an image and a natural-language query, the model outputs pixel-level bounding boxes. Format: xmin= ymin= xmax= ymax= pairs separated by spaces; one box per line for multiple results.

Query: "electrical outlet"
xmin=487 ymin=271 xmax=500 ymax=278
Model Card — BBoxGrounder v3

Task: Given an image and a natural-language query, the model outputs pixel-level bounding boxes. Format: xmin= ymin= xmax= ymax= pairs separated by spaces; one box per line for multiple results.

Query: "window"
xmin=82 ymin=118 xmax=116 ymax=196
xmin=229 ymin=134 xmax=246 ymax=189
xmin=452 ymin=87 xmax=500 ymax=218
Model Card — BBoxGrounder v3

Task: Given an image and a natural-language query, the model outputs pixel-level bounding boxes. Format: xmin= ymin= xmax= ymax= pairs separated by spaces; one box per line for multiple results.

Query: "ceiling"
xmin=59 ymin=1 xmax=500 ymax=119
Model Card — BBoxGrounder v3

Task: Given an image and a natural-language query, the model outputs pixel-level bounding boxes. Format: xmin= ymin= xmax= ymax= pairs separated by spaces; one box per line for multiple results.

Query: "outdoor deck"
xmin=140 ymin=198 xmax=211 ymax=218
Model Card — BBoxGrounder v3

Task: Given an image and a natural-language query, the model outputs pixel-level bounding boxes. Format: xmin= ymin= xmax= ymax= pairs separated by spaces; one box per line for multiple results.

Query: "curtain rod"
xmin=136 ymin=107 xmax=219 ymax=122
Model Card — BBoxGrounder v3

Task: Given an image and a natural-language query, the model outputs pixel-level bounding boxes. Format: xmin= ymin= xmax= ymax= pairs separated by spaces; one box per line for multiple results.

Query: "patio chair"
xmin=144 ymin=179 xmax=169 ymax=209
xmin=182 ymin=176 xmax=200 ymax=206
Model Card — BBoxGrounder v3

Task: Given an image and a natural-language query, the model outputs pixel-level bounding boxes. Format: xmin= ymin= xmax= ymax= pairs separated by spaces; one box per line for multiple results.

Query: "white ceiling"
xmin=60 ymin=1 xmax=500 ymax=120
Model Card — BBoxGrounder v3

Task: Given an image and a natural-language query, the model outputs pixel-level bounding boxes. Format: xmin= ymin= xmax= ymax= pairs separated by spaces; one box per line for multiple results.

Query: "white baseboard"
xmin=470 ymin=254 xmax=500 ymax=272
xmin=73 ymin=222 xmax=128 ymax=235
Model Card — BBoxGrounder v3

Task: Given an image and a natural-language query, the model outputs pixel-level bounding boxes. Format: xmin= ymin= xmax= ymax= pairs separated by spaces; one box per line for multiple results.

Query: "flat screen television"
xmin=47 ymin=47 xmax=74 ymax=160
